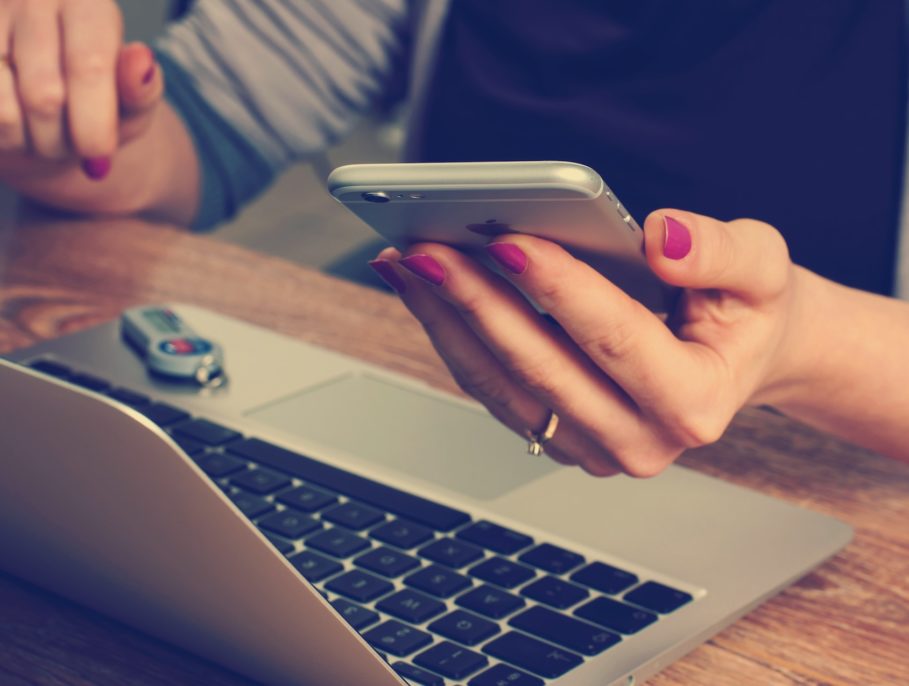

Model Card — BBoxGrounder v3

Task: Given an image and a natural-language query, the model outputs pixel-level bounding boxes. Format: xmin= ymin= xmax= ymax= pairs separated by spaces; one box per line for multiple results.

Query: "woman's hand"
xmin=369 ymin=210 xmax=812 ymax=477
xmin=0 ymin=0 xmax=163 ymax=182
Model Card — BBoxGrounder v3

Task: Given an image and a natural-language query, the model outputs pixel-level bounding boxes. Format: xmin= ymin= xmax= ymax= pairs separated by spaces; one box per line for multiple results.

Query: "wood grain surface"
xmin=0 ymin=209 xmax=906 ymax=686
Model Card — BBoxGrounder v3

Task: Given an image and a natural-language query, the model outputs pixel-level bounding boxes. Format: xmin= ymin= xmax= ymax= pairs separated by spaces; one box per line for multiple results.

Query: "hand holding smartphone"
xmin=327 ymin=161 xmax=675 ymax=311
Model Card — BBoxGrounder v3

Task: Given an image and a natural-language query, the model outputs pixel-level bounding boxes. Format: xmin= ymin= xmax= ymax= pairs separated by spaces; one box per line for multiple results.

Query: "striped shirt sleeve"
xmin=155 ymin=0 xmax=411 ymax=228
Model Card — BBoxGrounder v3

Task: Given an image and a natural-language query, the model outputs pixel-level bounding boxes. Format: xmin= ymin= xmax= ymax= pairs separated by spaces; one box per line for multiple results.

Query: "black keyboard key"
xmin=370 ymin=519 xmax=434 ymax=549
xmin=520 ymin=576 xmax=589 ymax=609
xmin=227 ymin=438 xmax=470 ymax=531
xmin=624 ymin=581 xmax=693 ymax=614
xmin=570 ymin=562 xmax=638 ymax=595
xmin=325 ymin=569 xmax=393 ymax=602
xmin=509 ymin=606 xmax=620 ymax=656
xmin=518 ymin=543 xmax=585 ymax=575
xmin=139 ymin=402 xmax=189 ymax=426
xmin=196 ymin=452 xmax=248 ymax=477
xmin=354 ymin=547 xmax=420 ymax=578
xmin=363 ymin=620 xmax=433 ymax=657
xmin=67 ymin=372 xmax=112 ymax=392
xmin=414 ymin=641 xmax=488 ymax=680
xmin=332 ymin=598 xmax=380 ymax=630
xmin=29 ymin=359 xmax=71 ymax=378
xmin=376 ymin=589 xmax=446 ymax=623
xmin=263 ymin=533 xmax=295 ymax=555
xmin=106 ymin=387 xmax=150 ymax=407
xmin=469 ymin=557 xmax=535 ymax=589
xmin=289 ymin=550 xmax=343 ymax=582
xmin=456 ymin=585 xmax=525 ymax=619
xmin=456 ymin=520 xmax=533 ymax=555
xmin=229 ymin=491 xmax=275 ymax=518
xmin=428 ymin=610 xmax=499 ymax=646
xmin=276 ymin=485 xmax=338 ymax=513
xmin=405 ymin=564 xmax=472 ymax=598
xmin=172 ymin=434 xmax=206 ymax=456
xmin=574 ymin=597 xmax=657 ymax=635
xmin=257 ymin=510 xmax=321 ymax=539
xmin=322 ymin=501 xmax=386 ymax=530
xmin=468 ymin=664 xmax=543 ymax=686
xmin=307 ymin=528 xmax=371 ymax=558
xmin=483 ymin=632 xmax=582 ymax=679
xmin=393 ymin=663 xmax=444 ymax=686
xmin=419 ymin=538 xmax=484 ymax=568
xmin=173 ymin=418 xmax=241 ymax=446
xmin=229 ymin=468 xmax=292 ymax=495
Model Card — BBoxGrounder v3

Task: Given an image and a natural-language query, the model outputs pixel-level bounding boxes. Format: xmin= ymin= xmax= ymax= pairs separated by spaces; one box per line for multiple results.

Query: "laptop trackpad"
xmin=246 ymin=374 xmax=557 ymax=501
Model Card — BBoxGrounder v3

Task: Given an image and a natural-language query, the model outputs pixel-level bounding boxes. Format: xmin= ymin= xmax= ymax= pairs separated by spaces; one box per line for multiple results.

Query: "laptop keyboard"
xmin=26 ymin=359 xmax=695 ymax=685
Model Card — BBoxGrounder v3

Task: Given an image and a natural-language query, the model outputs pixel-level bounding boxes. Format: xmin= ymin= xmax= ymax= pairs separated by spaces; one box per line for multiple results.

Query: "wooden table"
xmin=0 ymin=207 xmax=906 ymax=686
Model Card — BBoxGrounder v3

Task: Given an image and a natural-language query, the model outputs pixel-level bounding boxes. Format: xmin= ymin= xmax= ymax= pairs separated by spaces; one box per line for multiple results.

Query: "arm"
xmin=0 ymin=0 xmax=410 ymax=228
xmin=369 ymin=210 xmax=909 ymax=476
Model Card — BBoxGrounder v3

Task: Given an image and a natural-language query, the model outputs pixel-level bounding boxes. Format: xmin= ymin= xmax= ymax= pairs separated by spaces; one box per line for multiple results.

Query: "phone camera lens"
xmin=362 ymin=192 xmax=390 ymax=203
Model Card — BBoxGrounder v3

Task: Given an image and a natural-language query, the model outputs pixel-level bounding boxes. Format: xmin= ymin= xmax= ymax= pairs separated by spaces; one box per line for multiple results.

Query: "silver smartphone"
xmin=327 ymin=161 xmax=673 ymax=311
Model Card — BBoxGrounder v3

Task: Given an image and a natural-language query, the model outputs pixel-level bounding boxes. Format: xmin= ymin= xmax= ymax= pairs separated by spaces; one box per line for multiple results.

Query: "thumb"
xmin=643 ymin=209 xmax=793 ymax=302
xmin=117 ymin=42 xmax=164 ymax=117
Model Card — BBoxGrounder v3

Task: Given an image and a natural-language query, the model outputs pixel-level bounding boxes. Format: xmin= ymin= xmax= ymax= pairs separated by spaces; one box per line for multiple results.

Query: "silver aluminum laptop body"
xmin=0 ymin=305 xmax=852 ymax=686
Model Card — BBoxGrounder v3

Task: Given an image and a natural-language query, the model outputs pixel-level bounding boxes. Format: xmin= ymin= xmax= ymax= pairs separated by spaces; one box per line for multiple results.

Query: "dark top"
xmin=418 ymin=0 xmax=907 ymax=294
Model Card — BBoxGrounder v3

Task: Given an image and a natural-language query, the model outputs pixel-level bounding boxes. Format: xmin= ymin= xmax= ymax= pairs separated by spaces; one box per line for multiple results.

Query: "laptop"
xmin=0 ymin=304 xmax=851 ymax=686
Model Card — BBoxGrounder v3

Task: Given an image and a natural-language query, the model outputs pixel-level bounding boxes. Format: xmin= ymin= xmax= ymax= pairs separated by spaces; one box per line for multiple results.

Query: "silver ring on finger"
xmin=526 ymin=410 xmax=559 ymax=456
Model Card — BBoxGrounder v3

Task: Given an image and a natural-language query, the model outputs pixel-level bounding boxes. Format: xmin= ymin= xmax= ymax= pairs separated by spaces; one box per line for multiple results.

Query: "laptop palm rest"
xmin=246 ymin=373 xmax=557 ymax=501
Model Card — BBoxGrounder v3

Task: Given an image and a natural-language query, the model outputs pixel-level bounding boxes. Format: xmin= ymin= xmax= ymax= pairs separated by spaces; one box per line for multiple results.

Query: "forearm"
xmin=5 ymin=103 xmax=199 ymax=226
xmin=768 ymin=267 xmax=909 ymax=462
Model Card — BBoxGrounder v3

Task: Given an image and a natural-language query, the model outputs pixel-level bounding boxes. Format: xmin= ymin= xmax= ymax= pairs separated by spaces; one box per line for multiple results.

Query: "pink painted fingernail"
xmin=485 ymin=242 xmax=527 ymax=274
xmin=399 ymin=254 xmax=445 ymax=286
xmin=368 ymin=259 xmax=406 ymax=294
xmin=663 ymin=215 xmax=692 ymax=260
xmin=81 ymin=157 xmax=111 ymax=181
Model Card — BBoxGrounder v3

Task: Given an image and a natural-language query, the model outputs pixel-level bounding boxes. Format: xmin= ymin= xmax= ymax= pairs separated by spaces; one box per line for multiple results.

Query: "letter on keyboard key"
xmin=331 ymin=598 xmax=380 ymax=630
xmin=468 ymin=664 xmax=543 ymax=686
xmin=276 ymin=484 xmax=337 ymax=512
xmin=419 ymin=538 xmax=484 ymax=568
xmin=482 ymin=632 xmax=582 ymax=679
xmin=257 ymin=510 xmax=321 ymax=539
xmin=518 ymin=543 xmax=585 ymax=575
xmin=574 ymin=597 xmax=657 ymax=634
xmin=229 ymin=468 xmax=291 ymax=495
xmin=520 ymin=576 xmax=589 ymax=609
xmin=414 ymin=641 xmax=489 ymax=680
xmin=322 ymin=501 xmax=386 ymax=530
xmin=456 ymin=584 xmax=525 ymax=619
xmin=363 ymin=620 xmax=433 ymax=657
xmin=623 ymin=581 xmax=693 ymax=614
xmin=306 ymin=528 xmax=371 ymax=558
xmin=456 ymin=520 xmax=534 ymax=554
xmin=570 ymin=561 xmax=638 ymax=595
xmin=354 ymin=546 xmax=420 ymax=578
xmin=428 ymin=610 xmax=499 ymax=646
xmin=468 ymin=557 xmax=535 ymax=589
xmin=405 ymin=564 xmax=472 ymax=598
xmin=376 ymin=589 xmax=446 ymax=624
xmin=370 ymin=519 xmax=434 ymax=549
xmin=325 ymin=569 xmax=393 ymax=602
xmin=509 ymin=606 xmax=620 ymax=656
xmin=289 ymin=550 xmax=343 ymax=582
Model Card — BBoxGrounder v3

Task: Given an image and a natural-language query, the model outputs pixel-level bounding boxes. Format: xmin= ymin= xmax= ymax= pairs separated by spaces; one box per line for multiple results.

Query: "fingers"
xmin=61 ymin=0 xmax=121 ymax=160
xmin=369 ymin=252 xmax=623 ymax=477
xmin=116 ymin=41 xmax=162 ymax=116
xmin=643 ymin=210 xmax=792 ymax=303
xmin=0 ymin=10 xmax=24 ymax=151
xmin=12 ymin=0 xmax=67 ymax=158
xmin=375 ymin=244 xmax=675 ymax=476
xmin=481 ymin=235 xmax=702 ymax=419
